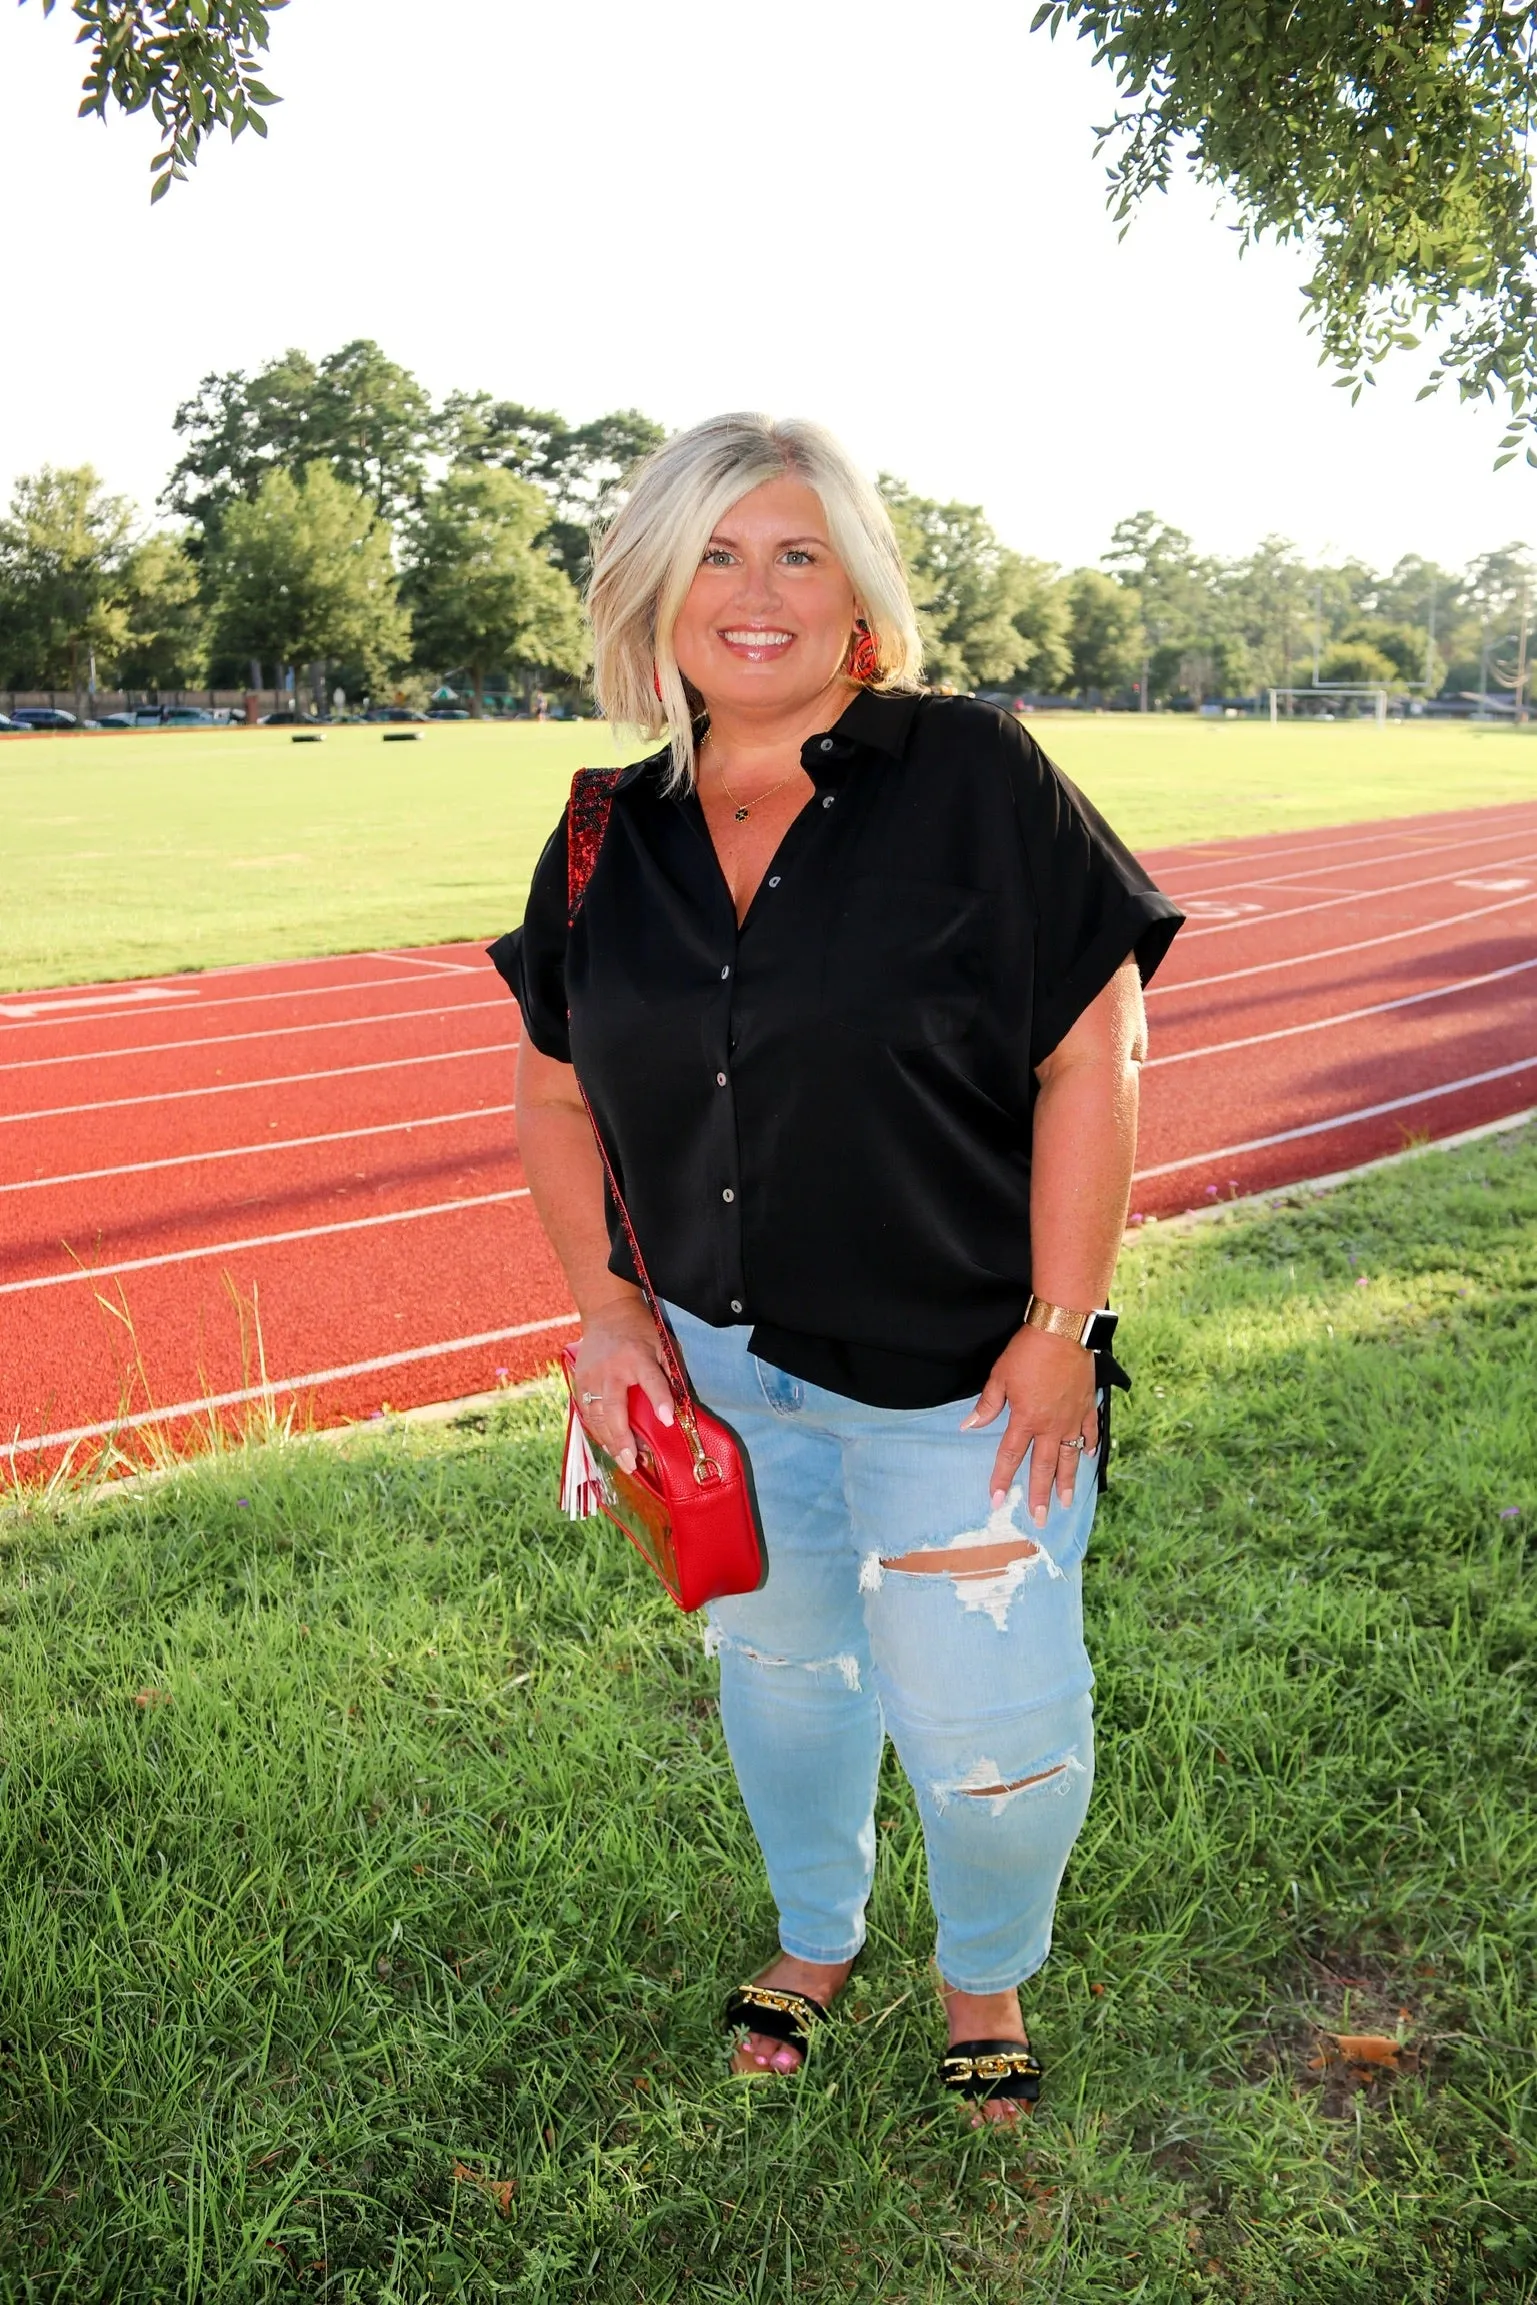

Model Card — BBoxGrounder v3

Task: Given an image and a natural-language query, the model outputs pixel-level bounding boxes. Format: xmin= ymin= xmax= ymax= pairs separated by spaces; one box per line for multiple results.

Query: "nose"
xmin=727 ymin=549 xmax=784 ymax=618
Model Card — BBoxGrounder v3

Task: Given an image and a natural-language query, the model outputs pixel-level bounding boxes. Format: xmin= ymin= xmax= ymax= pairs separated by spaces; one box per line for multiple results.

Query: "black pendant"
xmin=733 ymin=805 xmax=750 ymax=821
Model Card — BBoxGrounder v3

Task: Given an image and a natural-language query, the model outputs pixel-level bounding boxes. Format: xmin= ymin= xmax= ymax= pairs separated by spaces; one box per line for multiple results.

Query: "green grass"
xmin=2 ymin=1128 xmax=1533 ymax=2301
xmin=3 ymin=717 xmax=1534 ymax=993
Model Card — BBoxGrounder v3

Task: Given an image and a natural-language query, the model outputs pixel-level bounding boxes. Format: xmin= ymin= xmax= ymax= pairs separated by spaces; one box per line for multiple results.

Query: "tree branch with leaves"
xmin=1036 ymin=1 xmax=1537 ymax=459
xmin=25 ymin=0 xmax=283 ymax=199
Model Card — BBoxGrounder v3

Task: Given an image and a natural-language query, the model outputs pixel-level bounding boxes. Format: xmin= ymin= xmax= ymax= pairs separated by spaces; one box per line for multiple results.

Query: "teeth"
xmin=723 ymin=629 xmax=791 ymax=646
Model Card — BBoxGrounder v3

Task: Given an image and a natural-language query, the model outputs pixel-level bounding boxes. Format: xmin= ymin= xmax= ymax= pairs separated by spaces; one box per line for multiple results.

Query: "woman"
xmin=494 ymin=414 xmax=1182 ymax=2125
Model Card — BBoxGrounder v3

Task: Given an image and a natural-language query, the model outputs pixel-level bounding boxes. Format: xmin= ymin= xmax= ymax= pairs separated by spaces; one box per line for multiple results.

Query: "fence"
xmin=3 ymin=690 xmax=258 ymax=719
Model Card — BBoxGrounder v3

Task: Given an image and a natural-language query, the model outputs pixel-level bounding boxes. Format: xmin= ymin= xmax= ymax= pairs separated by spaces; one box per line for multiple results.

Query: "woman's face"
xmin=671 ymin=474 xmax=859 ymax=717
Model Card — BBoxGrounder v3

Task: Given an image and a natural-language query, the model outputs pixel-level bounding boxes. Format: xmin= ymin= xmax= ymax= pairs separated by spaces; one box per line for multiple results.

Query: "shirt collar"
xmin=614 ymin=688 xmax=923 ymax=793
xmin=797 ymin=685 xmax=923 ymax=784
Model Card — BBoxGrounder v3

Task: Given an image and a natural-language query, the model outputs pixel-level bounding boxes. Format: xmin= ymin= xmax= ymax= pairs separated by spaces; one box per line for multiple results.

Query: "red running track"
xmin=3 ymin=800 xmax=1535 ymax=1476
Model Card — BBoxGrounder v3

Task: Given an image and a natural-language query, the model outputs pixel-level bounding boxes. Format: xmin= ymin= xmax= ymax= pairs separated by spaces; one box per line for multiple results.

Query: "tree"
xmin=1062 ymin=567 xmax=1143 ymax=697
xmin=403 ymin=466 xmax=587 ymax=714
xmin=997 ymin=555 xmax=1072 ymax=694
xmin=115 ymin=530 xmax=207 ymax=690
xmin=439 ymin=397 xmax=665 ymax=582
xmin=1318 ymin=639 xmax=1398 ymax=688
xmin=1103 ymin=511 xmax=1216 ymax=701
xmin=0 ymin=465 xmax=131 ymax=709
xmin=880 ymin=480 xmax=1069 ymax=691
xmin=23 ymin=0 xmax=281 ymax=198
xmin=1222 ymin=537 xmax=1315 ymax=694
xmin=165 ymin=341 xmax=432 ymax=534
xmin=206 ymin=462 xmax=407 ymax=696
xmin=1036 ymin=3 xmax=1537 ymax=455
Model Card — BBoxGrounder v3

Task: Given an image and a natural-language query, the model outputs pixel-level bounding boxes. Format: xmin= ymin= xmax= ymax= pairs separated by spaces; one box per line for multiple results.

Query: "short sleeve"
xmin=486 ymin=811 xmax=572 ymax=1062
xmin=1005 ymin=720 xmax=1185 ymax=1067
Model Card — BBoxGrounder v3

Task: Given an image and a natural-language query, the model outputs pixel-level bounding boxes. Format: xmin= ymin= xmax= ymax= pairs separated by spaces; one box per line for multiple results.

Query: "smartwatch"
xmin=1022 ymin=1295 xmax=1119 ymax=1353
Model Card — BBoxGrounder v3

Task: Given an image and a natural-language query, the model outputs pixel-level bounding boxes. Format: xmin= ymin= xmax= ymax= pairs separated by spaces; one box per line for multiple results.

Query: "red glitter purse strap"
xmin=564 ymin=771 xmax=709 ymax=1459
xmin=566 ymin=766 xmax=625 ymax=925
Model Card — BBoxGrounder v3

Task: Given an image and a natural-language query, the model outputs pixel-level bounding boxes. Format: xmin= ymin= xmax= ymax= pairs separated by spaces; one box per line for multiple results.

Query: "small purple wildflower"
xmin=236 ymin=1498 xmax=250 ymax=1508
xmin=1205 ymin=1184 xmax=1219 ymax=1196
xmin=1356 ymin=1276 xmax=1369 ymax=1287
xmin=1501 ymin=1506 xmax=1521 ymax=1519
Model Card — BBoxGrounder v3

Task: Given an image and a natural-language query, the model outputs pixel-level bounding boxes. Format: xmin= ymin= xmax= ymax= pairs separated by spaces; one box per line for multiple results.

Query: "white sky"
xmin=3 ymin=0 xmax=1535 ymax=576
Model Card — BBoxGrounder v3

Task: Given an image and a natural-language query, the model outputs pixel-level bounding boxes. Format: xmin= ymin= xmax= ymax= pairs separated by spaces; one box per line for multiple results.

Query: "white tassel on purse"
xmin=560 ymin=1399 xmax=605 ymax=1520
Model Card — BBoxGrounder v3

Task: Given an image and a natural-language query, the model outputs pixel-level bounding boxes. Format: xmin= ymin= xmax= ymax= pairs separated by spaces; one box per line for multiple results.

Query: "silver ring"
xmin=1061 ymin=1434 xmax=1087 ymax=1452
xmin=581 ymin=1391 xmax=603 ymax=1406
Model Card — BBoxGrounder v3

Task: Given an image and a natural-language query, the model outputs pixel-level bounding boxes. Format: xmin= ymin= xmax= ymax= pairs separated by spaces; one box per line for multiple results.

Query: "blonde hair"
xmin=587 ymin=412 xmax=924 ymax=790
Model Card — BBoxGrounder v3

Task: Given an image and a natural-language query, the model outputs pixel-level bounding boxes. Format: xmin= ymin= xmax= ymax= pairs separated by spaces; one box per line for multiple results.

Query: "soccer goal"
xmin=1267 ymin=685 xmax=1388 ymax=727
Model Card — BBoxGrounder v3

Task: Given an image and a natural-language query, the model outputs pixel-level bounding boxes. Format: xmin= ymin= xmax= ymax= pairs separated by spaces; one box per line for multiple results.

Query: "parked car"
xmin=9 ymin=706 xmax=78 ymax=730
xmin=90 ymin=712 xmax=137 ymax=729
xmin=362 ymin=705 xmax=427 ymax=723
xmin=161 ymin=706 xmax=215 ymax=726
xmin=258 ymin=709 xmax=313 ymax=726
xmin=425 ymin=705 xmax=471 ymax=720
xmin=0 ymin=712 xmax=35 ymax=732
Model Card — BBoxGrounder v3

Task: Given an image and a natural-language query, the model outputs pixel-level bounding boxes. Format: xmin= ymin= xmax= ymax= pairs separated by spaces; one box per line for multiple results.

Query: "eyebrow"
xmin=706 ymin=531 xmax=828 ymax=550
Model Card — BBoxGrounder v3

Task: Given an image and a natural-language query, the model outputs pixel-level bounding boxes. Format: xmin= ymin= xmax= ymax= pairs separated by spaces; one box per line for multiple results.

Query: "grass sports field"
xmin=1 ymin=1126 xmax=1532 ymax=2298
xmin=5 ymin=715 xmax=1537 ymax=991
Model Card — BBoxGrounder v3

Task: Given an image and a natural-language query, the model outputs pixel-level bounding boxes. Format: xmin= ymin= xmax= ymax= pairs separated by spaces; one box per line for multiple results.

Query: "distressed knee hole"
xmin=960 ymin=1762 xmax=1065 ymax=1797
xmin=703 ymin=1623 xmax=862 ymax=1691
xmin=935 ymin=1748 xmax=1089 ymax=1812
xmin=882 ymin=1537 xmax=1042 ymax=1578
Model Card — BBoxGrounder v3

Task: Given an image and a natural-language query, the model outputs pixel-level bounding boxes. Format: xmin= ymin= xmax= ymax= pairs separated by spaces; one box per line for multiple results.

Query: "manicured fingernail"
xmin=1032 ymin=1504 xmax=1048 ymax=1527
xmin=618 ymin=1448 xmax=637 ymax=1474
xmin=990 ymin=1489 xmax=1007 ymax=1510
xmin=771 ymin=2048 xmax=798 ymax=2071
xmin=658 ymin=1400 xmax=674 ymax=1426
xmin=959 ymin=1412 xmax=980 ymax=1430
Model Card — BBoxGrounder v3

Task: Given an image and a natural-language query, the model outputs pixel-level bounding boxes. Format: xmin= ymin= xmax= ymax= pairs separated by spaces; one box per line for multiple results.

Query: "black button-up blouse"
xmin=492 ymin=687 xmax=1183 ymax=1409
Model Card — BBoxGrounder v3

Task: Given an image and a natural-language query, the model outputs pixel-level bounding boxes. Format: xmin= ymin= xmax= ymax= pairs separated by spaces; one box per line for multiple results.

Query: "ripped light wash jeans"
xmin=667 ymin=1304 xmax=1097 ymax=1997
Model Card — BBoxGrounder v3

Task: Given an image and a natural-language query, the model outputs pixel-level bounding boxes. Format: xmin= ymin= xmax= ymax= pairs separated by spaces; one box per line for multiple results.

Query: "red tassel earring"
xmin=653 ymin=661 xmax=664 ymax=702
xmin=846 ymin=619 xmax=879 ymax=684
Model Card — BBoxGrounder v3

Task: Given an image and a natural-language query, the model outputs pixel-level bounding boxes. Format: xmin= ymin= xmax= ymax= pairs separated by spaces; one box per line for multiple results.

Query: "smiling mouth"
xmin=720 ymin=628 xmax=794 ymax=651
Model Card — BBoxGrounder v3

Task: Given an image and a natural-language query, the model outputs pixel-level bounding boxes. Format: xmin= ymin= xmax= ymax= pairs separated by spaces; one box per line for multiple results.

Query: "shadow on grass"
xmin=0 ymin=1130 xmax=1533 ymax=2302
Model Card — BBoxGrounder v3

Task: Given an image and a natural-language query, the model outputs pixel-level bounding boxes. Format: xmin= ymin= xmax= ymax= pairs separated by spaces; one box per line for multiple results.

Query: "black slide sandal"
xmin=723 ymin=1983 xmax=831 ymax=2054
xmin=939 ymin=2035 xmax=1043 ymax=2108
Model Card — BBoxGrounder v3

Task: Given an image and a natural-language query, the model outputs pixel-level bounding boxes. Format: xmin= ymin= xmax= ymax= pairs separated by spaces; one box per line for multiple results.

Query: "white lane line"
xmin=362 ymin=948 xmax=479 ymax=974
xmin=1215 ymin=879 xmax=1371 ymax=898
xmin=4 ymin=1041 xmax=513 ymax=1126
xmin=0 ymin=1311 xmax=578 ymax=1463
xmin=1145 ymin=954 xmax=1537 ymax=1068
xmin=1133 ymin=1053 xmax=1537 ymax=1181
xmin=0 ymin=967 xmax=499 ymax=1036
xmin=1148 ymin=885 xmax=1537 ymax=998
xmin=0 ymin=987 xmax=201 ymax=1019
xmin=1141 ymin=804 xmax=1537 ymax=882
xmin=1177 ymin=845 xmax=1537 ymax=941
xmin=1 ymin=1104 xmax=514 ymax=1197
xmin=0 ymin=999 xmax=514 ymax=1075
xmin=1158 ymin=824 xmax=1537 ymax=904
xmin=0 ymin=1188 xmax=532 ymax=1296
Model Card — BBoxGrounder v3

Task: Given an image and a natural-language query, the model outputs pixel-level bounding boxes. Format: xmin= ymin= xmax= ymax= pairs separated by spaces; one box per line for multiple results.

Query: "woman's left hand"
xmin=961 ymin=1327 xmax=1099 ymax=1524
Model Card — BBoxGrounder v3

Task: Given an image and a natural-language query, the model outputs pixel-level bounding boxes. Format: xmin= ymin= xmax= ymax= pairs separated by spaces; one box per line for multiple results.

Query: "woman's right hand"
xmin=571 ymin=1291 xmax=676 ymax=1474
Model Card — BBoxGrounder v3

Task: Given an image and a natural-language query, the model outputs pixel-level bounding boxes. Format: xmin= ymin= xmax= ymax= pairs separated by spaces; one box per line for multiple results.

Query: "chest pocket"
xmin=823 ymin=874 xmax=992 ymax=1049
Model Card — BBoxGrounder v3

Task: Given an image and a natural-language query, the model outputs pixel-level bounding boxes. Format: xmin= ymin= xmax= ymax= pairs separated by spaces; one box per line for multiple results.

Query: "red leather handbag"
xmin=555 ymin=769 xmax=767 ymax=1613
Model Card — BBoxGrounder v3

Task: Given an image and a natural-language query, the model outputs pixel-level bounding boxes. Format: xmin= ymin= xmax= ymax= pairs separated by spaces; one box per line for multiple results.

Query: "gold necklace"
xmin=703 ymin=735 xmax=804 ymax=822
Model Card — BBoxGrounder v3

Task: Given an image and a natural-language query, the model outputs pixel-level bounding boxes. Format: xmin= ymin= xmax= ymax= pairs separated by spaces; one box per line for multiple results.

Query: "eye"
xmin=781 ymin=548 xmax=814 ymax=566
xmin=701 ymin=545 xmax=736 ymax=567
